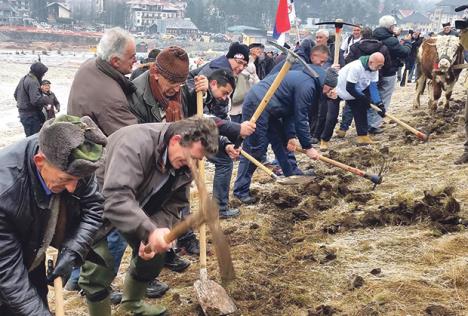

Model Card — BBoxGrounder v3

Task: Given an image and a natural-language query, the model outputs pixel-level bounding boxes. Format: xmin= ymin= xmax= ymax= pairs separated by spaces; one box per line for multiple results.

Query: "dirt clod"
xmin=425 ymin=304 xmax=455 ymax=316
xmin=349 ymin=275 xmax=365 ymax=290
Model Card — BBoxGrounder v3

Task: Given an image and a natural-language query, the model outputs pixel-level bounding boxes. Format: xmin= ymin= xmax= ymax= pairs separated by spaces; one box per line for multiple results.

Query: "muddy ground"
xmin=1 ymin=57 xmax=466 ymax=315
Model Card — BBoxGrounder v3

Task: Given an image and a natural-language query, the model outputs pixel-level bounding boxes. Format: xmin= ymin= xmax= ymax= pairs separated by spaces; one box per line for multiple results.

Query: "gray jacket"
xmin=98 ymin=123 xmax=192 ymax=243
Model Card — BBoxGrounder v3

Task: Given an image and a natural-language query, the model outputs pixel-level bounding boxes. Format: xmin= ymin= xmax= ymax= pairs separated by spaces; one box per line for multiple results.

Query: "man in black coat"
xmin=0 ymin=114 xmax=106 ymax=315
xmin=40 ymin=80 xmax=60 ymax=119
xmin=370 ymin=15 xmax=411 ymax=133
xmin=14 ymin=62 xmax=49 ymax=136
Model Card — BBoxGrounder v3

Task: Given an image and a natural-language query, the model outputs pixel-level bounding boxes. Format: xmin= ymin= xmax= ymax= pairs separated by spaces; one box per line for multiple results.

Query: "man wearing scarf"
xmin=68 ymin=27 xmax=138 ymax=136
xmin=129 ymin=47 xmax=243 ymax=252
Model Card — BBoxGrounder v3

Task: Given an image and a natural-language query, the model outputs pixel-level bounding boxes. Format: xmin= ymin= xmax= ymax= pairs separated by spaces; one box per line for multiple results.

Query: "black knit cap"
xmin=248 ymin=42 xmax=265 ymax=50
xmin=226 ymin=42 xmax=249 ymax=63
xmin=41 ymin=79 xmax=51 ymax=85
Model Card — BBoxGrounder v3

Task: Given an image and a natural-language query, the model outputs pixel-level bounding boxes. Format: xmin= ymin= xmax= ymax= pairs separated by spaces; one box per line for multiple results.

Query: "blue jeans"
xmin=368 ymin=75 xmax=396 ymax=129
xmin=69 ymin=229 xmax=127 ymax=284
xmin=208 ymin=149 xmax=233 ymax=211
xmin=234 ymin=94 xmax=295 ymax=198
xmin=19 ymin=112 xmax=45 ymax=136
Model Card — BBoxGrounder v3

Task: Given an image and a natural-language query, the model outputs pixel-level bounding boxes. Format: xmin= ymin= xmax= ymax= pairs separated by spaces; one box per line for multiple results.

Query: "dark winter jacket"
xmin=255 ymin=55 xmax=275 ymax=80
xmin=14 ymin=70 xmax=48 ymax=114
xmin=407 ymin=36 xmax=424 ymax=63
xmin=181 ymin=81 xmax=241 ymax=142
xmin=248 ymin=66 xmax=326 ymax=149
xmin=128 ymin=71 xmax=233 ymax=148
xmin=99 ymin=123 xmax=192 ymax=243
xmin=269 ymin=38 xmax=316 ymax=75
xmin=373 ymin=27 xmax=412 ymax=76
xmin=345 ymin=39 xmax=393 ymax=75
xmin=0 ymin=135 xmax=104 ymax=315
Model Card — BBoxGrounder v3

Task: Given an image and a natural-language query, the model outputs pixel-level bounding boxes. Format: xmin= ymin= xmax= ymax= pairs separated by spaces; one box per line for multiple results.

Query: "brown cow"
xmin=413 ymin=35 xmax=464 ymax=112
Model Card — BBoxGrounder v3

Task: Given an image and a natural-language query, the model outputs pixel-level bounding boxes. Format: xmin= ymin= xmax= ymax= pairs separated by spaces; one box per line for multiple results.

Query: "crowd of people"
xmin=1 ymin=10 xmax=467 ymax=316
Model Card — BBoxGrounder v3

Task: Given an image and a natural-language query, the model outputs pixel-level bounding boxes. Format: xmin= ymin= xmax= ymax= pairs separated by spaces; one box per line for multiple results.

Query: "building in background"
xmin=47 ymin=1 xmax=71 ymax=24
xmin=126 ymin=0 xmax=186 ymax=32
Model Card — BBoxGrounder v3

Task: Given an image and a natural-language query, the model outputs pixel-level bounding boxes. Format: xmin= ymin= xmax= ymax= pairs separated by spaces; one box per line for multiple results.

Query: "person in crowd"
xmin=130 ymin=48 xmax=161 ymax=80
xmin=67 ymin=27 xmax=174 ymax=301
xmin=68 ymin=27 xmax=138 ymax=135
xmin=336 ymin=27 xmax=391 ymax=139
xmin=454 ymin=11 xmax=468 ymax=164
xmin=439 ymin=22 xmax=459 ymax=36
xmin=14 ymin=61 xmax=49 ymax=136
xmin=233 ymin=66 xmax=338 ymax=204
xmin=79 ymin=117 xmax=219 ymax=316
xmin=371 ymin=15 xmax=411 ymax=134
xmin=400 ymin=30 xmax=423 ymax=85
xmin=40 ymin=79 xmax=60 ymax=119
xmin=335 ymin=52 xmax=386 ymax=146
xmin=341 ymin=25 xmax=362 ymax=59
xmin=129 ymin=46 xmax=251 ymax=219
xmin=0 ymin=114 xmax=106 ymax=315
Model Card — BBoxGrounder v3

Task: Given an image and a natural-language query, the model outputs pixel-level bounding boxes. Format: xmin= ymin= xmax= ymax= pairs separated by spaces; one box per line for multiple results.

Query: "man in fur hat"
xmin=0 ymin=114 xmax=106 ymax=315
xmin=14 ymin=61 xmax=49 ymax=136
xmin=439 ymin=22 xmax=459 ymax=36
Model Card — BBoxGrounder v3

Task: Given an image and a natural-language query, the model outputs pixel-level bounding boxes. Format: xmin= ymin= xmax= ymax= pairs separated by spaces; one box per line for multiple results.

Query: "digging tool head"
xmin=277 ymin=175 xmax=316 ymax=185
xmin=194 ymin=269 xmax=237 ymax=315
xmin=315 ymin=19 xmax=359 ymax=29
xmin=267 ymin=40 xmax=319 ymax=78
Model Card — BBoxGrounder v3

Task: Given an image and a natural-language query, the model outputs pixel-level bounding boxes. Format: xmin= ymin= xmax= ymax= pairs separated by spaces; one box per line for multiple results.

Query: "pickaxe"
xmin=315 ymin=19 xmax=359 ymax=64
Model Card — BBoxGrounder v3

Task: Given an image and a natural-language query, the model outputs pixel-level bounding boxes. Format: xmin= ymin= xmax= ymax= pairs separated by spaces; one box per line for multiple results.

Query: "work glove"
xmin=375 ymin=102 xmax=386 ymax=118
xmin=46 ymin=248 xmax=78 ymax=284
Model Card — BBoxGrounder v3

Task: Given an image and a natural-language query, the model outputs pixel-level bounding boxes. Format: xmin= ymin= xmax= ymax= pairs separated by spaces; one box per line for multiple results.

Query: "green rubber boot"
xmin=87 ymin=296 xmax=111 ymax=316
xmin=118 ymin=273 xmax=167 ymax=316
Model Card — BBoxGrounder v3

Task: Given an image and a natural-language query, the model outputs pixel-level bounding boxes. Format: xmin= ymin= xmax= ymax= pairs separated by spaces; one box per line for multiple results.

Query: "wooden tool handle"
xmin=250 ymin=61 xmax=292 ymax=123
xmin=196 ymin=90 xmax=208 ymax=270
xmin=197 ymin=91 xmax=203 ymax=116
xmin=144 ymin=214 xmax=200 ymax=254
xmin=369 ymin=104 xmax=428 ymax=141
xmin=318 ymin=155 xmax=365 ymax=177
xmin=296 ymin=148 xmax=365 ymax=177
xmin=54 ymin=276 xmax=65 ymax=316
xmin=240 ymin=149 xmax=277 ymax=179
xmin=334 ymin=28 xmax=342 ymax=65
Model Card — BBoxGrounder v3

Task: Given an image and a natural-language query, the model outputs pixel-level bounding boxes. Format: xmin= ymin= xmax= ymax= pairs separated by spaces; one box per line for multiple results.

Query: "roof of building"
xmin=47 ymin=2 xmax=71 ymax=11
xmin=400 ymin=12 xmax=432 ymax=24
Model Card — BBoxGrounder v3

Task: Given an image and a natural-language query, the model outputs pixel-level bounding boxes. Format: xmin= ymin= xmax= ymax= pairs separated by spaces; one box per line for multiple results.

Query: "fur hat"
xmin=226 ymin=42 xmax=249 ymax=63
xmin=442 ymin=22 xmax=451 ymax=27
xmin=324 ymin=68 xmax=338 ymax=88
xmin=39 ymin=115 xmax=107 ymax=177
xmin=154 ymin=46 xmax=189 ymax=83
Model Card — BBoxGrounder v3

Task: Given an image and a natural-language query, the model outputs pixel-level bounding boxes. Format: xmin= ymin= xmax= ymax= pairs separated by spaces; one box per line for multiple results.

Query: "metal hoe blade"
xmin=277 ymin=175 xmax=315 ymax=185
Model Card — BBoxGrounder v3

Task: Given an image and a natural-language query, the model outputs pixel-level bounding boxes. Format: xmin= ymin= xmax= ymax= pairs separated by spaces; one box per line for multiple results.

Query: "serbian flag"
xmin=273 ymin=0 xmax=291 ymax=46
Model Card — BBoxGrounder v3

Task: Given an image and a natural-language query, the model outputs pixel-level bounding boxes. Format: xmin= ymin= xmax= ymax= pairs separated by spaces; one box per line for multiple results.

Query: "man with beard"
xmin=14 ymin=61 xmax=49 ymax=136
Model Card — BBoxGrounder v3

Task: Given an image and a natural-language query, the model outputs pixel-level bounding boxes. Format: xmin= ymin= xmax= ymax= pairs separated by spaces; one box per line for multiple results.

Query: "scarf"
xmin=149 ymin=66 xmax=183 ymax=122
xmin=360 ymin=55 xmax=371 ymax=71
xmin=95 ymin=58 xmax=137 ymax=96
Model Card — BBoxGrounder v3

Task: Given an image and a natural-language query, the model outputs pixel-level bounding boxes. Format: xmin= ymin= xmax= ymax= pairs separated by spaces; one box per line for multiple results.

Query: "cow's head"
xmin=435 ymin=35 xmax=461 ymax=71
